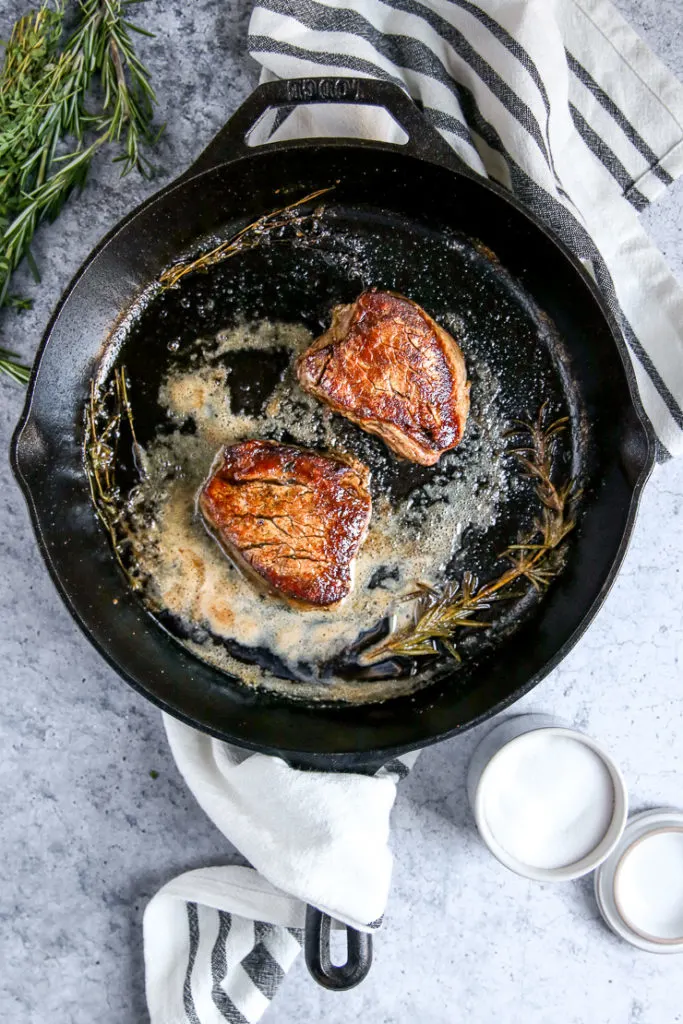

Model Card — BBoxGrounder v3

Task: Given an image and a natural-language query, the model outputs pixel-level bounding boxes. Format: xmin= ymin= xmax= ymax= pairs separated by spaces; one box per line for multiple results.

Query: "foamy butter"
xmin=129 ymin=318 xmax=510 ymax=700
xmin=482 ymin=732 xmax=616 ymax=871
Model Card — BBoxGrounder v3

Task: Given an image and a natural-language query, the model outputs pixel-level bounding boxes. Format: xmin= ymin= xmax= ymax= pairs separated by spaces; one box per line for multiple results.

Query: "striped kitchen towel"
xmin=144 ymin=867 xmax=306 ymax=1024
xmin=248 ymin=0 xmax=683 ymax=459
xmin=144 ymin=715 xmax=417 ymax=1024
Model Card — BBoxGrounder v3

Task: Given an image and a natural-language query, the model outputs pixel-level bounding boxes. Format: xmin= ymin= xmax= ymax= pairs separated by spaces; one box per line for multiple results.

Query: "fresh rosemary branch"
xmin=158 ymin=187 xmax=334 ymax=290
xmin=360 ymin=404 xmax=579 ymax=665
xmin=0 ymin=0 xmax=160 ymax=383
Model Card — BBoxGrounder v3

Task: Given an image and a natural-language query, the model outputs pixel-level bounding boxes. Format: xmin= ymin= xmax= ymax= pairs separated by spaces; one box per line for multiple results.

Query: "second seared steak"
xmin=198 ymin=440 xmax=372 ymax=608
xmin=297 ymin=290 xmax=470 ymax=466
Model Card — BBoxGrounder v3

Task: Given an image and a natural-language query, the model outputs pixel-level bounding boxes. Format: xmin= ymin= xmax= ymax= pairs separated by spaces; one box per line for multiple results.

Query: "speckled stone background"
xmin=1 ymin=2 xmax=683 ymax=1022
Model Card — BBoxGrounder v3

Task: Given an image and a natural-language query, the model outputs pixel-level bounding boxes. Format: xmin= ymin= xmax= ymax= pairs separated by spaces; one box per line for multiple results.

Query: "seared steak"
xmin=297 ymin=290 xmax=470 ymax=466
xmin=198 ymin=440 xmax=372 ymax=607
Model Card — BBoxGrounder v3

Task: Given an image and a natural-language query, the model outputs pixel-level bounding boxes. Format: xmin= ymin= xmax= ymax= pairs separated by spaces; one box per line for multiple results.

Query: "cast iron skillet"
xmin=12 ymin=78 xmax=654 ymax=990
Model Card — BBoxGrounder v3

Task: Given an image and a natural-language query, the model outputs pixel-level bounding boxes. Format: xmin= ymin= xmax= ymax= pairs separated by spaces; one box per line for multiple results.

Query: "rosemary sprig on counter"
xmin=0 ymin=345 xmax=31 ymax=383
xmin=0 ymin=0 xmax=160 ymax=383
xmin=158 ymin=187 xmax=334 ymax=290
xmin=360 ymin=404 xmax=579 ymax=666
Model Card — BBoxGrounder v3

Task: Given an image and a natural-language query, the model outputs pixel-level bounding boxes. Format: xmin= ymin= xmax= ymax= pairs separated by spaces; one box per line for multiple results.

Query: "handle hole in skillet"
xmin=329 ymin=928 xmax=350 ymax=967
xmin=246 ymin=104 xmax=409 ymax=147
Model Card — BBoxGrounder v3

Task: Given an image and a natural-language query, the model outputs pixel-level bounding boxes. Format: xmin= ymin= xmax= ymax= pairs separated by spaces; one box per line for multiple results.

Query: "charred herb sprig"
xmin=84 ymin=365 xmax=145 ymax=590
xmin=158 ymin=187 xmax=334 ymax=290
xmin=0 ymin=1 xmax=160 ymax=383
xmin=360 ymin=404 xmax=579 ymax=665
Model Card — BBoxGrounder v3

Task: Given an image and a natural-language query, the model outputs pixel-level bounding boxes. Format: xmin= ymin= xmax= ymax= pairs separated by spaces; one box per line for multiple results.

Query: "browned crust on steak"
xmin=296 ymin=290 xmax=470 ymax=466
xmin=198 ymin=440 xmax=372 ymax=608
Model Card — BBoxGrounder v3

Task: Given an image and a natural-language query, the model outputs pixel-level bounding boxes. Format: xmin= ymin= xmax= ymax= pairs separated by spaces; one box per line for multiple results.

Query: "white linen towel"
xmin=145 ymin=2 xmax=683 ymax=1020
xmin=144 ymin=715 xmax=417 ymax=1023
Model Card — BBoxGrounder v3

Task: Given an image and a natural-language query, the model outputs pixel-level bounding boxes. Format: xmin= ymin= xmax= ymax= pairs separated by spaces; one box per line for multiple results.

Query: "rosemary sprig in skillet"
xmin=0 ymin=0 xmax=160 ymax=384
xmin=158 ymin=187 xmax=334 ymax=290
xmin=84 ymin=365 xmax=146 ymax=591
xmin=360 ymin=404 xmax=579 ymax=665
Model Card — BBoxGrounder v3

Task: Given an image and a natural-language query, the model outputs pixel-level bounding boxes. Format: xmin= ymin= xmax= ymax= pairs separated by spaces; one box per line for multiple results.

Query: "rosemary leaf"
xmin=0 ymin=346 xmax=30 ymax=384
xmin=5 ymin=295 xmax=33 ymax=311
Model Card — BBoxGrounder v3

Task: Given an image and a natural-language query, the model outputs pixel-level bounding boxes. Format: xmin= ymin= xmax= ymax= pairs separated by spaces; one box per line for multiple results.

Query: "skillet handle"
xmin=304 ymin=905 xmax=373 ymax=991
xmin=186 ymin=77 xmax=461 ymax=175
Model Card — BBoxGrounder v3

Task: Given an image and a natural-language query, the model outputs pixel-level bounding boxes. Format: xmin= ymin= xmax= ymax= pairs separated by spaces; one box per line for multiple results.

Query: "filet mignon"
xmin=198 ymin=440 xmax=372 ymax=608
xmin=297 ymin=290 xmax=470 ymax=466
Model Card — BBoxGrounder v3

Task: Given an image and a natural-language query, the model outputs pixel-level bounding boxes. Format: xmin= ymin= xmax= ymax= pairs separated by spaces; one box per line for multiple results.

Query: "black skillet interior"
xmin=120 ymin=198 xmax=582 ymax=690
xmin=13 ymin=80 xmax=652 ymax=769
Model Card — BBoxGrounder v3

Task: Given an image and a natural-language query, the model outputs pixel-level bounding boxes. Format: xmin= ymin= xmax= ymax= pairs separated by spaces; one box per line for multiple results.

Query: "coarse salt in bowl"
xmin=595 ymin=809 xmax=683 ymax=952
xmin=614 ymin=827 xmax=683 ymax=945
xmin=468 ymin=716 xmax=629 ymax=882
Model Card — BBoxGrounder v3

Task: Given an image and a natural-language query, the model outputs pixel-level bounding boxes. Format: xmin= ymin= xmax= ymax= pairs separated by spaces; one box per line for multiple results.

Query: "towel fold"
xmin=162 ymin=715 xmax=418 ymax=931
xmin=144 ymin=715 xmax=417 ymax=1023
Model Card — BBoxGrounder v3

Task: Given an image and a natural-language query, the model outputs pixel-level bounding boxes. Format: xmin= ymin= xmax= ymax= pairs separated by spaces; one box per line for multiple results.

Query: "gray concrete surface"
xmin=1 ymin=1 xmax=683 ymax=1021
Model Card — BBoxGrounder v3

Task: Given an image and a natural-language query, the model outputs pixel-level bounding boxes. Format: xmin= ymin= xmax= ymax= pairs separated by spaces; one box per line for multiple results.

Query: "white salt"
xmin=616 ymin=829 xmax=683 ymax=941
xmin=482 ymin=732 xmax=615 ymax=870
